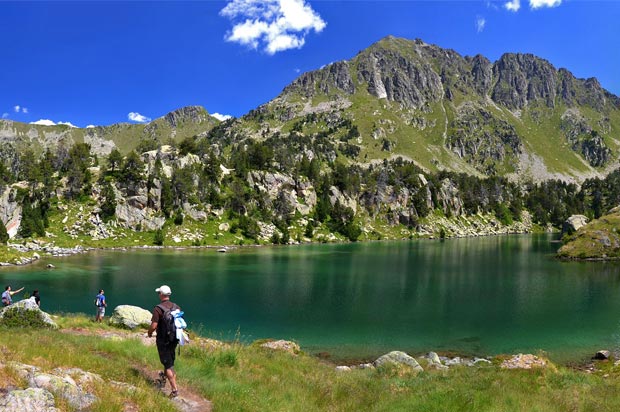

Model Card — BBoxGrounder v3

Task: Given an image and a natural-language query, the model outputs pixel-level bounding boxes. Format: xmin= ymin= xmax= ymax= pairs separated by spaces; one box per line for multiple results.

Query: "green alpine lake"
xmin=3 ymin=234 xmax=620 ymax=363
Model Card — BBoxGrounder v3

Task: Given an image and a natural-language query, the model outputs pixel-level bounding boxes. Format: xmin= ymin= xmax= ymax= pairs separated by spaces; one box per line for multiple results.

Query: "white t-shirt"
xmin=2 ymin=290 xmax=11 ymax=305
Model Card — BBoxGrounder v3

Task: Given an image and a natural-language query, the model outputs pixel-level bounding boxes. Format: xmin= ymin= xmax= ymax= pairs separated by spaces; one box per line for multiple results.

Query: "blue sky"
xmin=1 ymin=0 xmax=618 ymax=128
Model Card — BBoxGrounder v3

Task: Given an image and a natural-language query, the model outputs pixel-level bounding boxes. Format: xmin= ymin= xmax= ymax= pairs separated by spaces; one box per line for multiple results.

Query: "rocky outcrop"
xmin=284 ymin=61 xmax=355 ymax=97
xmin=0 ymin=387 xmax=59 ymax=412
xmin=0 ymin=297 xmax=58 ymax=328
xmin=5 ymin=363 xmax=99 ymax=411
xmin=162 ymin=106 xmax=211 ymax=128
xmin=0 ymin=183 xmax=24 ymax=238
xmin=109 ymin=305 xmax=153 ymax=329
xmin=558 ymin=207 xmax=620 ymax=260
xmin=356 ymin=43 xmax=444 ymax=109
xmin=247 ymin=171 xmax=317 ymax=217
xmin=260 ymin=340 xmax=301 ymax=355
xmin=562 ymin=215 xmax=588 ymax=236
xmin=447 ymin=103 xmax=523 ymax=173
xmin=560 ymin=109 xmax=611 ymax=167
xmin=374 ymin=351 xmax=423 ymax=372
xmin=500 ymin=354 xmax=549 ymax=369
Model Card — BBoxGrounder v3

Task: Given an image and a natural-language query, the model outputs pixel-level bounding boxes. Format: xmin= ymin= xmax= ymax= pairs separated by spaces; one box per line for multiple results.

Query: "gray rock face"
xmin=374 ymin=351 xmax=423 ymax=372
xmin=0 ymin=184 xmax=23 ymax=238
xmin=162 ymin=106 xmax=210 ymax=128
xmin=247 ymin=171 xmax=317 ymax=217
xmin=447 ymin=103 xmax=523 ymax=173
xmin=560 ymin=109 xmax=611 ymax=167
xmin=0 ymin=387 xmax=59 ymax=412
xmin=109 ymin=305 xmax=153 ymax=329
xmin=562 ymin=215 xmax=589 ymax=235
xmin=284 ymin=61 xmax=355 ymax=97
xmin=357 ymin=47 xmax=444 ymax=109
xmin=492 ymin=53 xmax=557 ymax=109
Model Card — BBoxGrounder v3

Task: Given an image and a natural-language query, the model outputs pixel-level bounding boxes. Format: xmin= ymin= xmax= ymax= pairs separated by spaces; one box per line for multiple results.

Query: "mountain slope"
xmin=235 ymin=36 xmax=620 ymax=183
xmin=0 ymin=105 xmax=219 ymax=158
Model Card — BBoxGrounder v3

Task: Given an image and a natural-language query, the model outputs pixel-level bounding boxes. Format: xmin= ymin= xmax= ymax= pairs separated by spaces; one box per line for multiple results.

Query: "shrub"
xmin=154 ymin=229 xmax=165 ymax=246
xmin=0 ymin=307 xmax=53 ymax=329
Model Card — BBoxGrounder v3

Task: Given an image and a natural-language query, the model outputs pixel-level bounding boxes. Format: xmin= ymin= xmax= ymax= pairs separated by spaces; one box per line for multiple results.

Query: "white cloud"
xmin=505 ymin=0 xmax=521 ymax=12
xmin=211 ymin=112 xmax=233 ymax=121
xmin=530 ymin=0 xmax=562 ymax=8
xmin=128 ymin=112 xmax=151 ymax=123
xmin=22 ymin=107 xmax=28 ymax=114
xmin=1 ymin=113 xmax=8 ymax=119
xmin=86 ymin=125 xmax=96 ymax=129
xmin=14 ymin=105 xmax=20 ymax=113
xmin=476 ymin=16 xmax=486 ymax=33
xmin=13 ymin=105 xmax=28 ymax=113
xmin=220 ymin=0 xmax=326 ymax=55
xmin=30 ymin=119 xmax=78 ymax=127
xmin=30 ymin=119 xmax=57 ymax=126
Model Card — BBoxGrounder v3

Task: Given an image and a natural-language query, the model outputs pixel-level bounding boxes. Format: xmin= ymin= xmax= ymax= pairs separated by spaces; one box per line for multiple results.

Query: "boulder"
xmin=0 ymin=388 xmax=59 ymax=412
xmin=0 ymin=298 xmax=58 ymax=328
xmin=109 ymin=305 xmax=153 ymax=329
xmin=374 ymin=351 xmax=423 ymax=372
xmin=426 ymin=351 xmax=448 ymax=369
xmin=31 ymin=373 xmax=96 ymax=410
xmin=562 ymin=215 xmax=588 ymax=235
xmin=594 ymin=350 xmax=611 ymax=360
xmin=259 ymin=339 xmax=301 ymax=355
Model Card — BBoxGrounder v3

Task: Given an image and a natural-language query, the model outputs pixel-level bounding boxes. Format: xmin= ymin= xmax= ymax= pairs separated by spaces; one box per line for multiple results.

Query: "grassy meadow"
xmin=1 ymin=314 xmax=620 ymax=411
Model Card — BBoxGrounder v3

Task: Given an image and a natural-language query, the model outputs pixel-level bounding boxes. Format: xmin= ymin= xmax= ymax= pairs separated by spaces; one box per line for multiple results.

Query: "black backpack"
xmin=156 ymin=303 xmax=179 ymax=346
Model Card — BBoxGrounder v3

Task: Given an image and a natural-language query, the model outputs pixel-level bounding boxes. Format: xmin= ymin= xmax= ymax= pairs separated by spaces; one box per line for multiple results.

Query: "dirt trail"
xmin=63 ymin=328 xmax=213 ymax=412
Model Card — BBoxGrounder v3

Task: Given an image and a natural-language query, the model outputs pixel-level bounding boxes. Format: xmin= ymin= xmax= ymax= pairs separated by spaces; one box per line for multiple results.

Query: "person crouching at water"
xmin=2 ymin=285 xmax=24 ymax=306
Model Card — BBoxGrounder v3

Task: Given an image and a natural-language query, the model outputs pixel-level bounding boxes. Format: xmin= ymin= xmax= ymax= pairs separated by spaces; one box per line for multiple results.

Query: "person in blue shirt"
xmin=2 ymin=285 xmax=24 ymax=306
xmin=94 ymin=289 xmax=107 ymax=322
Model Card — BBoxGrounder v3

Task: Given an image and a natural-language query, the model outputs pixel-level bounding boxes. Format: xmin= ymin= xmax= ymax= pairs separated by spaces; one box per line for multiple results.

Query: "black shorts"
xmin=157 ymin=344 xmax=177 ymax=370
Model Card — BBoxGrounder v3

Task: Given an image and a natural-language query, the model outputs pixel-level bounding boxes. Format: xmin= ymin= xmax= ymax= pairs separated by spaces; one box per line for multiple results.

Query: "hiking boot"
xmin=155 ymin=371 xmax=167 ymax=389
xmin=169 ymin=390 xmax=178 ymax=399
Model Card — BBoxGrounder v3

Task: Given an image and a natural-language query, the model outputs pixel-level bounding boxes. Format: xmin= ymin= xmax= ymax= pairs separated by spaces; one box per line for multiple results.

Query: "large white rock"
xmin=0 ymin=297 xmax=58 ymax=329
xmin=109 ymin=305 xmax=153 ymax=329
xmin=374 ymin=351 xmax=423 ymax=372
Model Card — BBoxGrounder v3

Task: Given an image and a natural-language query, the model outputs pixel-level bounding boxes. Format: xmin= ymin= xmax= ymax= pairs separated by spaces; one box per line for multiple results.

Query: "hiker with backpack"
xmin=94 ymin=289 xmax=107 ymax=322
xmin=147 ymin=285 xmax=181 ymax=398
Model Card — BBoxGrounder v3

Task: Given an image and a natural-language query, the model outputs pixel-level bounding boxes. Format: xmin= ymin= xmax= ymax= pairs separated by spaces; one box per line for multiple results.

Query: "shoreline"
xmin=2 ymin=229 xmax=556 ymax=268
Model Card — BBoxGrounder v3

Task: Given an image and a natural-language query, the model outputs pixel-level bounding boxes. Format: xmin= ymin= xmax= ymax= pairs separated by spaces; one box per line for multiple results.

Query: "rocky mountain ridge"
xmin=245 ymin=36 xmax=620 ymax=183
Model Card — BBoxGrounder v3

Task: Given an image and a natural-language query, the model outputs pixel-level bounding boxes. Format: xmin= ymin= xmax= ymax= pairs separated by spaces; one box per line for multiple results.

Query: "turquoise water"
xmin=3 ymin=235 xmax=620 ymax=362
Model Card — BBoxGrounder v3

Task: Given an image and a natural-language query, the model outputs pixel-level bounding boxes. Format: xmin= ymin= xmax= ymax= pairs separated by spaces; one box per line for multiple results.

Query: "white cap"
xmin=155 ymin=285 xmax=172 ymax=295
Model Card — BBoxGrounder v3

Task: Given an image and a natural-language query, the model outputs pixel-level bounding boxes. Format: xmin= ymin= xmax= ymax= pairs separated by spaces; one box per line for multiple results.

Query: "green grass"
xmin=558 ymin=210 xmax=620 ymax=259
xmin=3 ymin=314 xmax=620 ymax=411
